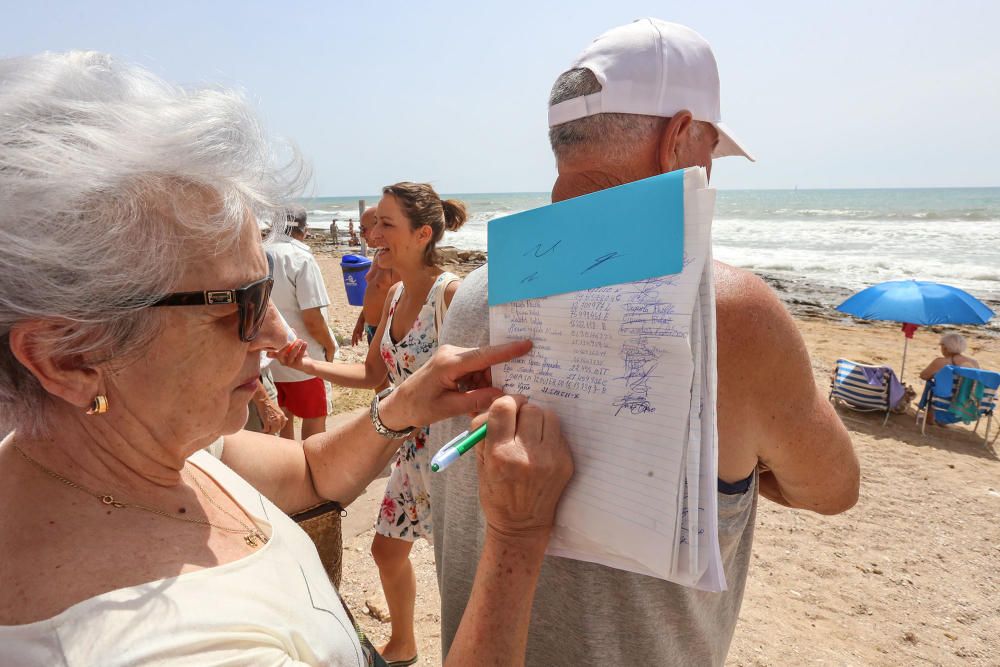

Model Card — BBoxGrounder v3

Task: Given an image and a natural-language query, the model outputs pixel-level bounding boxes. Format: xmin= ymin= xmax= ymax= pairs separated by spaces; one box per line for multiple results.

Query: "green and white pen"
xmin=430 ymin=423 xmax=488 ymax=472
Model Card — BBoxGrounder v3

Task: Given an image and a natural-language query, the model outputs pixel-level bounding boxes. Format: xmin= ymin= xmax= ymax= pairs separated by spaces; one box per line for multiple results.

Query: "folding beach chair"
xmin=829 ymin=359 xmax=897 ymax=425
xmin=916 ymin=365 xmax=1000 ymax=447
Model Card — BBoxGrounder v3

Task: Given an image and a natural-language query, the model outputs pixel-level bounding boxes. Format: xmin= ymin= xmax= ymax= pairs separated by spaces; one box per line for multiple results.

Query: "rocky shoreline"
xmin=306 ymin=237 xmax=999 ymax=338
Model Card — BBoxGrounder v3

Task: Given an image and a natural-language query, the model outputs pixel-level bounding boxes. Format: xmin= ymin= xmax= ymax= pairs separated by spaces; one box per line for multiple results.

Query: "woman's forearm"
xmin=445 ymin=529 xmax=549 ymax=666
xmin=300 ymin=358 xmax=385 ymax=389
xmin=302 ymin=406 xmax=404 ymax=505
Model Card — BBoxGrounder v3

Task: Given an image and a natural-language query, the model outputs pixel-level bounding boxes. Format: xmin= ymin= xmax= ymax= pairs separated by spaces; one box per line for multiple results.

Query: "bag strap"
xmin=434 ymin=273 xmax=459 ymax=336
xmin=290 ymin=499 xmax=346 ymax=521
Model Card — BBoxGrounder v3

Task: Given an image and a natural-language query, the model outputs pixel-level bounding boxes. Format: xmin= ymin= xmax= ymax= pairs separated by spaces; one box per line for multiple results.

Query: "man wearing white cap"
xmin=429 ymin=19 xmax=859 ymax=665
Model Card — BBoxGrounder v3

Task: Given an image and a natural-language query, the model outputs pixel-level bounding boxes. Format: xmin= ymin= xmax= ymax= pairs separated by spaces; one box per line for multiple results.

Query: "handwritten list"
xmin=488 ymin=167 xmax=724 ymax=589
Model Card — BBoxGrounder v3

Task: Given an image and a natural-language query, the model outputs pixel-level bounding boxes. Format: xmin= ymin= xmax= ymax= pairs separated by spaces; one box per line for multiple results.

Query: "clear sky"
xmin=3 ymin=1 xmax=998 ymax=194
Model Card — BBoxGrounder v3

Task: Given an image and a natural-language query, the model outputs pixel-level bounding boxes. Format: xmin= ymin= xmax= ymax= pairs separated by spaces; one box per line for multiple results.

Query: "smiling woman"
xmin=270 ymin=182 xmax=470 ymax=663
xmin=0 ymin=52 xmax=572 ymax=666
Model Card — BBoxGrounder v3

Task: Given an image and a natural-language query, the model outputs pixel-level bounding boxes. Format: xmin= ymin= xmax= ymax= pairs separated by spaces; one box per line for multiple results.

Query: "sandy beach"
xmin=310 ymin=241 xmax=1000 ymax=666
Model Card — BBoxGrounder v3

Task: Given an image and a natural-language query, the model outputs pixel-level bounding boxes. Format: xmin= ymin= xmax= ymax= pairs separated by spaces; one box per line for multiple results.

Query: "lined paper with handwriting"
xmin=487 ymin=168 xmax=724 ymax=589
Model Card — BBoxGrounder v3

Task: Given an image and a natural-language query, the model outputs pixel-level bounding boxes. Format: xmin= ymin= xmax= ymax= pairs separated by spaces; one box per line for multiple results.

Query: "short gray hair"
xmin=548 ymin=68 xmax=706 ymax=164
xmin=0 ymin=51 xmax=306 ymax=436
xmin=548 ymin=69 xmax=665 ymax=164
xmin=940 ymin=333 xmax=967 ymax=355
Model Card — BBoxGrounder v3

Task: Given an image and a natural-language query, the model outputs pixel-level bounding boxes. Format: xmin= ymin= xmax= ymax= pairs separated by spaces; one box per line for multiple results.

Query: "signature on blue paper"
xmin=581 ymin=251 xmax=625 ymax=274
xmin=524 ymin=240 xmax=561 ymax=258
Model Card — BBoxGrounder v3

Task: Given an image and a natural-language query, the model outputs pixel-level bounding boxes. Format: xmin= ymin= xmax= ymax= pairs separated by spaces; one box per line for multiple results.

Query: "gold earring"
xmin=85 ymin=395 xmax=109 ymax=415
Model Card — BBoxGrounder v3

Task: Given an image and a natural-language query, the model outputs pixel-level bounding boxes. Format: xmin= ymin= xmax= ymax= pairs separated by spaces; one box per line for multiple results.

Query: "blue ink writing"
xmin=581 ymin=251 xmax=625 ymax=274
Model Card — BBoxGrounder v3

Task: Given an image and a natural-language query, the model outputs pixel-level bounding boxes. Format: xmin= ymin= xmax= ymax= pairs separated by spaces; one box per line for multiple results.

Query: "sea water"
xmin=301 ymin=187 xmax=1000 ymax=305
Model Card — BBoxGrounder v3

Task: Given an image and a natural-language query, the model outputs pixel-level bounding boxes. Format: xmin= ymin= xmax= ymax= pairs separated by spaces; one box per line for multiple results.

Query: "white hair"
xmin=940 ymin=332 xmax=967 ymax=356
xmin=0 ymin=51 xmax=307 ymax=436
xmin=548 ymin=68 xmax=706 ymax=164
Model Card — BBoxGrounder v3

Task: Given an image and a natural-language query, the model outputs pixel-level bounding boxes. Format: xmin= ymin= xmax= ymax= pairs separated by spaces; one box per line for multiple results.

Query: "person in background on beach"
xmin=329 ymin=218 xmax=339 ymax=245
xmin=268 ymin=207 xmax=338 ymax=441
xmin=348 ymin=219 xmax=360 ymax=246
xmin=274 ymin=182 xmax=467 ymax=666
xmin=919 ymin=332 xmax=979 ymax=381
xmin=0 ymin=51 xmax=573 ymax=666
xmin=352 ymin=206 xmax=401 ymax=355
xmin=919 ymin=332 xmax=980 ymax=425
xmin=428 ymin=19 xmax=860 ymax=666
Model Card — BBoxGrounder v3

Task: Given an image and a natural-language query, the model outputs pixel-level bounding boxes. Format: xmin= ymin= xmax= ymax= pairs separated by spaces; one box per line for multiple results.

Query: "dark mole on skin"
xmin=179 ymin=507 xmax=187 ymax=514
xmin=647 ymin=471 xmax=654 ymax=477
xmin=506 ymin=568 xmax=512 ymax=575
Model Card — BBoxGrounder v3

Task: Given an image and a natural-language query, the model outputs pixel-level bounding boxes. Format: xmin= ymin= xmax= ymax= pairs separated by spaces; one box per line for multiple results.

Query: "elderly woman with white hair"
xmin=919 ymin=332 xmax=980 ymax=381
xmin=0 ymin=52 xmax=572 ymax=666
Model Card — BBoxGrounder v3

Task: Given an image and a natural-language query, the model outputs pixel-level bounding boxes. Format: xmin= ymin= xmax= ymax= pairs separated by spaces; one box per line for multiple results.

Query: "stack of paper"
xmin=487 ymin=167 xmax=724 ymax=591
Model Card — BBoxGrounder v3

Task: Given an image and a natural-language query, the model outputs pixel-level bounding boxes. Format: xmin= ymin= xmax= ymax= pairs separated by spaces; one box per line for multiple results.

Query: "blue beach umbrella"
xmin=836 ymin=280 xmax=994 ymax=377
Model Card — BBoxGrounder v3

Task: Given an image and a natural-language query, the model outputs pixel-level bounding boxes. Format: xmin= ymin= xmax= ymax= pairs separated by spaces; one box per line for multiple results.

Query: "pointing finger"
xmin=444 ymin=341 xmax=532 ymax=381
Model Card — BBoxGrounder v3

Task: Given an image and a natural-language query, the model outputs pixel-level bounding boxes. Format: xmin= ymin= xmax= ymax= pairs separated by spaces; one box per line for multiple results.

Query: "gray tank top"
xmin=429 ymin=265 xmax=757 ymax=666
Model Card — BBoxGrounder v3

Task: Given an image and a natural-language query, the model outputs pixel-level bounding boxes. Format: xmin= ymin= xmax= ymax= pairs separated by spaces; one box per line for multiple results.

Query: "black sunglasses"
xmin=151 ymin=254 xmax=274 ymax=342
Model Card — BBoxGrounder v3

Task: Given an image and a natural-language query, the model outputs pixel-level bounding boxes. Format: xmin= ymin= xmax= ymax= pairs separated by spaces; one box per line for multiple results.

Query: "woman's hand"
xmin=475 ymin=396 xmax=574 ymax=543
xmin=249 ymin=380 xmax=287 ymax=435
xmin=378 ymin=341 xmax=532 ymax=430
xmin=269 ymin=339 xmax=311 ymax=372
xmin=443 ymin=395 xmax=573 ymax=665
xmin=257 ymin=396 xmax=287 ymax=434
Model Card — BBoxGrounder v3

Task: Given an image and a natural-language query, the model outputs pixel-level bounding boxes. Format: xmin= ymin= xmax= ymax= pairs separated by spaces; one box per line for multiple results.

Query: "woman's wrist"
xmin=376 ymin=386 xmax=414 ymax=433
xmin=484 ymin=524 xmax=551 ymax=557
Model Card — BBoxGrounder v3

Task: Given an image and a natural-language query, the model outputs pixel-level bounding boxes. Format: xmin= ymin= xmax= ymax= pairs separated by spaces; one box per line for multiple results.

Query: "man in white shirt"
xmin=268 ymin=207 xmax=338 ymax=440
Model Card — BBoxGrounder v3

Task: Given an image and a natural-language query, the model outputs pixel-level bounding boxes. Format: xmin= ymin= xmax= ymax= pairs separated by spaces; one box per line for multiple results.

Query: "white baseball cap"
xmin=548 ymin=18 xmax=754 ymax=161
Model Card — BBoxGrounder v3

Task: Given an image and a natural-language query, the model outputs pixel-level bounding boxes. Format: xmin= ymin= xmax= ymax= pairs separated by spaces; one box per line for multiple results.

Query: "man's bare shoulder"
xmin=712 ymin=262 xmax=816 ymax=465
xmin=712 ymin=261 xmax=858 ymax=515
xmin=713 ymin=260 xmax=793 ymax=349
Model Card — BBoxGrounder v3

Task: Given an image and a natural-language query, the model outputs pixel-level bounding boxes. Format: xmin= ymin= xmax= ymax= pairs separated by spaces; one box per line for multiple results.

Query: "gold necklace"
xmin=12 ymin=444 xmax=269 ymax=549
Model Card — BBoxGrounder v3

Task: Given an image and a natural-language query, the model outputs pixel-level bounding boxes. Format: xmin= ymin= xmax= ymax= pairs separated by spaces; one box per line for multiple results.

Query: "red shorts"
xmin=274 ymin=378 xmax=328 ymax=419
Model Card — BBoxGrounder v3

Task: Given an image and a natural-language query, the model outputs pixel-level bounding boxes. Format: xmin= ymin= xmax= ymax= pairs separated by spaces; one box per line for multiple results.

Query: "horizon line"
xmin=305 ymin=184 xmax=1000 ymax=199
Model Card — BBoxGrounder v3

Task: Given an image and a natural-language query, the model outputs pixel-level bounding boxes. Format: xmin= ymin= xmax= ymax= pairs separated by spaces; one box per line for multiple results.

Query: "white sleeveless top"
xmin=0 ymin=449 xmax=364 ymax=666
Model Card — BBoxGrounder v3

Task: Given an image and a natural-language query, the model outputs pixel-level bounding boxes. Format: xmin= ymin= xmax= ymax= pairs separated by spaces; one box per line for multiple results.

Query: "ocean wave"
xmin=717 ymin=209 xmax=1000 ymax=222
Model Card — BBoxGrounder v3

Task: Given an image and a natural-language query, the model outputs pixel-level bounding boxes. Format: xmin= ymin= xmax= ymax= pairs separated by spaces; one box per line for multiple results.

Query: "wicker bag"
xmin=291 ymin=501 xmax=345 ymax=588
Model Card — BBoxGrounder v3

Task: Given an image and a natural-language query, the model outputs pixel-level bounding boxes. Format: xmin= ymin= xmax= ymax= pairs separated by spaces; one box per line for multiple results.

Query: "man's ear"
xmin=8 ymin=320 xmax=103 ymax=409
xmin=656 ymin=110 xmax=694 ymax=174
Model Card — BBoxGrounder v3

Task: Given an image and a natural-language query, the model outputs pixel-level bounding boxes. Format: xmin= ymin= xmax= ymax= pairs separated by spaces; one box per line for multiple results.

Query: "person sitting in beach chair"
xmin=919 ymin=333 xmax=979 ymax=381
xmin=918 ymin=333 xmax=980 ymax=426
xmin=829 ymin=358 xmax=906 ymax=425
xmin=916 ymin=365 xmax=999 ymax=445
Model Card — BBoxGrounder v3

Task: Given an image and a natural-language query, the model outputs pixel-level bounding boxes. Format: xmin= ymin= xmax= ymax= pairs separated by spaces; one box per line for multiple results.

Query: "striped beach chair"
xmin=829 ymin=359 xmax=895 ymax=425
xmin=916 ymin=365 xmax=1000 ymax=447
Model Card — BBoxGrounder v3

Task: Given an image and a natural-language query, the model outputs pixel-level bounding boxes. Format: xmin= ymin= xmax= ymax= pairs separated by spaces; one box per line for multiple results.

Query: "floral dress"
xmin=375 ymin=272 xmax=458 ymax=542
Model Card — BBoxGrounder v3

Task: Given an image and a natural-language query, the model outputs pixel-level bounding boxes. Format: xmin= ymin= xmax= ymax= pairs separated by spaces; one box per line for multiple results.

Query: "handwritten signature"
xmin=581 ymin=251 xmax=625 ymax=274
xmin=523 ymin=240 xmax=562 ymax=258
